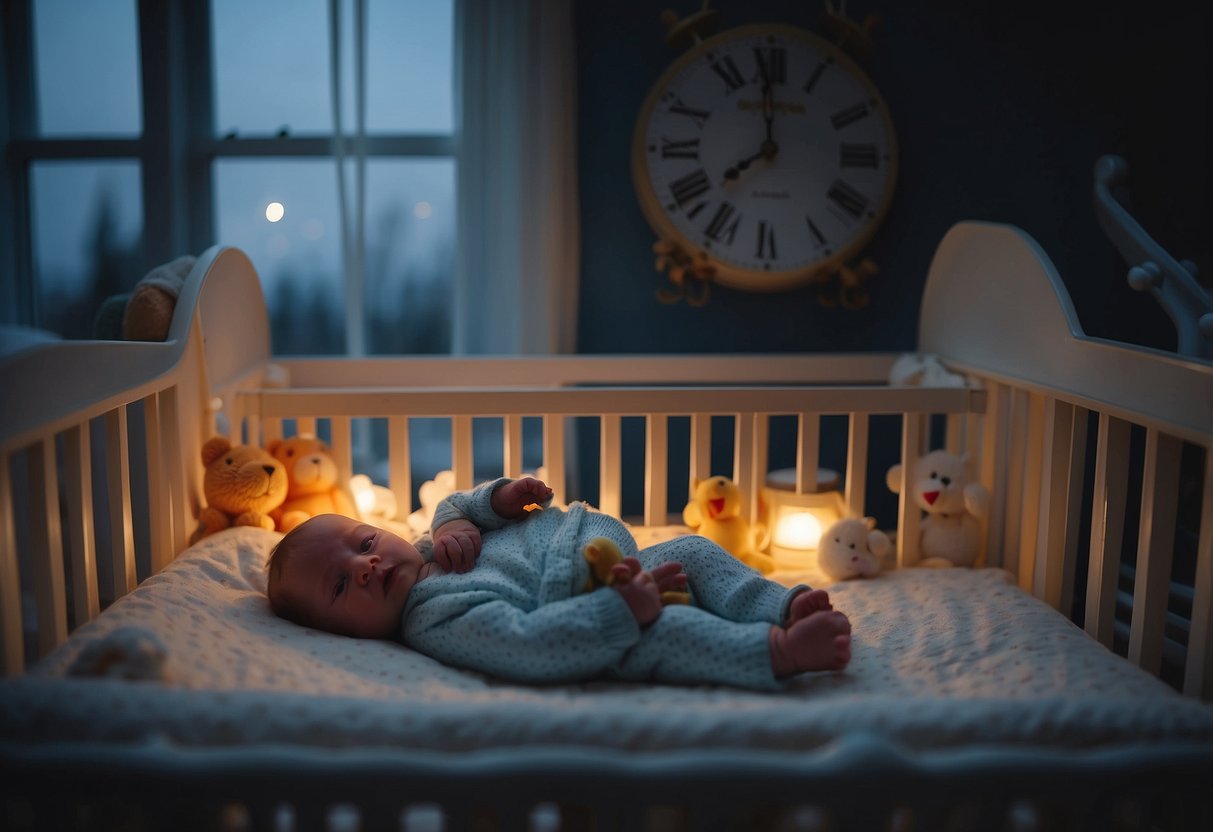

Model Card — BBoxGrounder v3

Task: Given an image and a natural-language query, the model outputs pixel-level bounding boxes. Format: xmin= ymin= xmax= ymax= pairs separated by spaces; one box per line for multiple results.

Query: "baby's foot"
xmin=786 ymin=588 xmax=833 ymax=625
xmin=769 ymin=610 xmax=852 ymax=677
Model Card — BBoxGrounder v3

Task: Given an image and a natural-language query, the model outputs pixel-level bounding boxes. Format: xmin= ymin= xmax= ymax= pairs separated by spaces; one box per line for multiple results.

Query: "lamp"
xmin=763 ymin=468 xmax=845 ymax=570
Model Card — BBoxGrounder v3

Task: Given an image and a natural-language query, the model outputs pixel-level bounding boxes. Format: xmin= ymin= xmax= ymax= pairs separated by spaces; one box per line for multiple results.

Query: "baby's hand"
xmin=491 ymin=477 xmax=554 ymax=519
xmin=609 ymin=558 xmax=684 ymax=628
xmin=432 ymin=519 xmax=481 ymax=573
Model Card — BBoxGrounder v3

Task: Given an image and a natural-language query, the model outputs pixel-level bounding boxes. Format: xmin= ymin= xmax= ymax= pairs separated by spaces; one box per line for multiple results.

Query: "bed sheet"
xmin=2 ymin=526 xmax=1211 ymax=754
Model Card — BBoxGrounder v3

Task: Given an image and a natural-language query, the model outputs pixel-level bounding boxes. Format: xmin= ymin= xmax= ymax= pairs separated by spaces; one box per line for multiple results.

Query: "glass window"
xmin=211 ymin=0 xmax=332 ymax=136
xmin=367 ymin=0 xmax=454 ymax=133
xmin=33 ymin=0 xmax=142 ymax=136
xmin=30 ymin=161 xmax=143 ymax=339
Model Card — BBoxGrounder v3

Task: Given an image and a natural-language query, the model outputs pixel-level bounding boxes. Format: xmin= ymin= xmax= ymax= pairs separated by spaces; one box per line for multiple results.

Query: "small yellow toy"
xmin=681 ymin=476 xmax=774 ymax=574
xmin=582 ymin=537 xmax=690 ymax=605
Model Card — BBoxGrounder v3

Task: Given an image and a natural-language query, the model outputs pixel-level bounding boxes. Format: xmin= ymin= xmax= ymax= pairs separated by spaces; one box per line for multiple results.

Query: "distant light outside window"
xmin=213 ymin=158 xmax=453 ymax=355
xmin=30 ymin=161 xmax=143 ymax=338
xmin=211 ymin=0 xmax=453 ymax=136
xmin=32 ymin=0 xmax=142 ymax=136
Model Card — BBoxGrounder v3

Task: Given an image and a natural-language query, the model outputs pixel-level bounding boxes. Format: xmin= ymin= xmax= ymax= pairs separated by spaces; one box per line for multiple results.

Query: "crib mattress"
xmin=2 ymin=526 xmax=1211 ymax=754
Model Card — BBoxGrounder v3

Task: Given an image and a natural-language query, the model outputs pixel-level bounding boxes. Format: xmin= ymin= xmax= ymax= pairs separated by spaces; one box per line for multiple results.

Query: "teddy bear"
xmin=682 ymin=476 xmax=774 ymax=574
xmin=886 ymin=449 xmax=990 ymax=568
xmin=582 ymin=537 xmax=690 ymax=605
xmin=817 ymin=517 xmax=890 ymax=581
xmin=266 ymin=434 xmax=359 ymax=533
xmin=121 ymin=255 xmax=196 ymax=341
xmin=190 ymin=436 xmax=288 ymax=544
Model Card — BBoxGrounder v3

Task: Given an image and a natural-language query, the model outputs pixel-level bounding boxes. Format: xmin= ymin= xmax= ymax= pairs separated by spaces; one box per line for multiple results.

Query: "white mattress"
xmin=2 ymin=526 xmax=1211 ymax=753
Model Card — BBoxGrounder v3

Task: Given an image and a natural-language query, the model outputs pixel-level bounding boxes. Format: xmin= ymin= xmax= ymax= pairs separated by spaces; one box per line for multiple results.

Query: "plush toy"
xmin=886 ymin=449 xmax=990 ymax=568
xmin=682 ymin=476 xmax=774 ymax=574
xmin=582 ymin=537 xmax=690 ymax=605
xmin=266 ymin=435 xmax=358 ymax=533
xmin=121 ymin=255 xmax=196 ymax=341
xmin=191 ymin=436 xmax=288 ymax=544
xmin=817 ymin=517 xmax=890 ymax=581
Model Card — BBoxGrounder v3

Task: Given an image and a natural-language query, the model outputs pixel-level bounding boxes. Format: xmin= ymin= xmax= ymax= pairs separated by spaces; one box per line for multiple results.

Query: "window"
xmin=3 ymin=0 xmax=455 ymax=355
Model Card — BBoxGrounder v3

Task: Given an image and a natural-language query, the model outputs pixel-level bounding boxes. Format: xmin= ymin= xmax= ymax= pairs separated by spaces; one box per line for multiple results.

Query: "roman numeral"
xmin=704 ymin=202 xmax=741 ymax=245
xmin=668 ymin=98 xmax=710 ymax=128
xmin=752 ymin=46 xmax=787 ymax=84
xmin=669 ymin=169 xmax=711 ymax=207
xmin=709 ymin=55 xmax=746 ymax=94
xmin=804 ymin=61 xmax=828 ymax=95
xmin=839 ymin=143 xmax=879 ymax=168
xmin=831 ymin=103 xmax=869 ymax=130
xmin=827 ymin=180 xmax=869 ymax=221
xmin=686 ymin=201 xmax=708 ymax=219
xmin=756 ymin=221 xmax=777 ymax=260
xmin=805 ymin=216 xmax=827 ymax=248
xmin=660 ymin=137 xmax=700 ymax=160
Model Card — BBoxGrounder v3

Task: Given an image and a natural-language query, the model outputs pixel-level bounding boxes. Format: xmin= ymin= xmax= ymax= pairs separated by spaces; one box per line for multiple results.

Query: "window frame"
xmin=1 ymin=0 xmax=455 ymax=337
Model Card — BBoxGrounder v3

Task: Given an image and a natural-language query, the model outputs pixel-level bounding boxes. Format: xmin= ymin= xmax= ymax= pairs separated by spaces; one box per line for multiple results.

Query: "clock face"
xmin=632 ymin=24 xmax=898 ymax=292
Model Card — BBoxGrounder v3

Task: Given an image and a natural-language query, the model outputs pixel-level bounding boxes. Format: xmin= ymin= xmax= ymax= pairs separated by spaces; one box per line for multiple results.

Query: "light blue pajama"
xmin=403 ymin=478 xmax=808 ymax=690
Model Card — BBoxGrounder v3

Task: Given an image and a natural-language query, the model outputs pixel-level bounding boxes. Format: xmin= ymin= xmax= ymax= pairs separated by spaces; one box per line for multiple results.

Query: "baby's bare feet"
xmin=769 ymin=610 xmax=852 ymax=678
xmin=786 ymin=588 xmax=833 ymax=625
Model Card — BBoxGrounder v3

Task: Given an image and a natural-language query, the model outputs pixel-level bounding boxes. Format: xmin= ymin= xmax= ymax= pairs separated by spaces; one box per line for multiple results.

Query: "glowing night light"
xmin=265 ymin=202 xmax=285 ymax=222
xmin=773 ymin=511 xmax=823 ymax=551
xmin=414 ymin=201 xmax=433 ymax=219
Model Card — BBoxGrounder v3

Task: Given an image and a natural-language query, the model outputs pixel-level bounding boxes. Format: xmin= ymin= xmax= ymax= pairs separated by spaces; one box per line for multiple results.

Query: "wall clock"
xmin=632 ymin=9 xmax=897 ymax=301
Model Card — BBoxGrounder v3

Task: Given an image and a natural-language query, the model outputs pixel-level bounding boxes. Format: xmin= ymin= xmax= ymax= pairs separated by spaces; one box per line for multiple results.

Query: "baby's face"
xmin=279 ymin=514 xmax=425 ymax=638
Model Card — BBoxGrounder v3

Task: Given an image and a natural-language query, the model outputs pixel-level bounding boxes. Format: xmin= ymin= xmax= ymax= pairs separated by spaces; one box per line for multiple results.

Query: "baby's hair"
xmin=265 ymin=523 xmax=316 ymax=627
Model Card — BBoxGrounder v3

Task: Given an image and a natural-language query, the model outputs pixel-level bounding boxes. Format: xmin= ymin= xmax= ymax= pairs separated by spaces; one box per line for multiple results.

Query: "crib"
xmin=1 ymin=220 xmax=1211 ymax=831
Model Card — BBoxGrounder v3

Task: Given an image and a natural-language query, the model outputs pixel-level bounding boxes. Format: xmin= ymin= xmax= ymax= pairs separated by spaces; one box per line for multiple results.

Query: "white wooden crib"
xmin=1 ymin=221 xmax=1211 ymax=831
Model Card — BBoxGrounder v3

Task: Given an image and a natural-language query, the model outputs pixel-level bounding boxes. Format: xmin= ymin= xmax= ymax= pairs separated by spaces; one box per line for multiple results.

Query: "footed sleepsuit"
xmin=404 ymin=478 xmax=808 ymax=690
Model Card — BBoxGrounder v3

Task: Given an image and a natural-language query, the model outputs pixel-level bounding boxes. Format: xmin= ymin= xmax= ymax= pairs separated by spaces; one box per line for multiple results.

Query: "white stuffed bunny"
xmin=817 ymin=517 xmax=890 ymax=581
xmin=887 ymin=449 xmax=990 ymax=567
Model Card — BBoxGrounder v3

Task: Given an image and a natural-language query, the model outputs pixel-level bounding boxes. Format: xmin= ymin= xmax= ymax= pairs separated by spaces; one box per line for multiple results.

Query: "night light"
xmin=265 ymin=202 xmax=285 ymax=222
xmin=763 ymin=468 xmax=845 ymax=570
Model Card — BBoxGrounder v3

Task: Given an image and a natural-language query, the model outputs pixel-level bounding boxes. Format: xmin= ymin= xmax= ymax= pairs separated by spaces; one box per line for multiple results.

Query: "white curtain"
xmin=453 ymin=0 xmax=580 ymax=354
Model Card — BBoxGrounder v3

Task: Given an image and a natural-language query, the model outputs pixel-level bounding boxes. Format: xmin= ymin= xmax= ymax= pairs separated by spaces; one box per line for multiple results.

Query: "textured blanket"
xmin=3 ymin=527 xmax=1210 ymax=752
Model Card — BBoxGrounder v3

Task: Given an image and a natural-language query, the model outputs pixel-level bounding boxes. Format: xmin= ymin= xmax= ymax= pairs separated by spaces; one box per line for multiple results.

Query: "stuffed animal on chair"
xmin=817 ymin=517 xmax=890 ymax=581
xmin=682 ymin=476 xmax=774 ymax=574
xmin=266 ymin=435 xmax=358 ymax=533
xmin=886 ymin=449 xmax=990 ymax=568
xmin=191 ymin=436 xmax=288 ymax=544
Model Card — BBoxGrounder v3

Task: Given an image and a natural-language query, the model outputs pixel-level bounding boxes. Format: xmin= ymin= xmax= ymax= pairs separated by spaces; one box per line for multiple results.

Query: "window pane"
xmin=30 ymin=161 xmax=143 ymax=339
xmin=213 ymin=159 xmax=345 ymax=354
xmin=33 ymin=0 xmax=141 ymax=136
xmin=212 ymin=0 xmax=331 ymax=136
xmin=364 ymin=158 xmax=455 ymax=354
xmin=367 ymin=0 xmax=454 ymax=133
xmin=213 ymin=157 xmax=454 ymax=356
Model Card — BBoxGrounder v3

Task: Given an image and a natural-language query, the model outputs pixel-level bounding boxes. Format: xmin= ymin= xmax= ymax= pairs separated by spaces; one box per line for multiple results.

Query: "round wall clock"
xmin=632 ymin=18 xmax=898 ymax=294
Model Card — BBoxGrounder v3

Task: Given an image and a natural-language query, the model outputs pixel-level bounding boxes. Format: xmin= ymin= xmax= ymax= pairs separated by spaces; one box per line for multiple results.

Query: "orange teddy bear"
xmin=266 ymin=435 xmax=359 ymax=533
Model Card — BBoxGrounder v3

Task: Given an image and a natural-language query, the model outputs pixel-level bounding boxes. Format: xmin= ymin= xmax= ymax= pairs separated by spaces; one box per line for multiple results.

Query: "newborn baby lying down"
xmin=267 ymin=477 xmax=852 ymax=690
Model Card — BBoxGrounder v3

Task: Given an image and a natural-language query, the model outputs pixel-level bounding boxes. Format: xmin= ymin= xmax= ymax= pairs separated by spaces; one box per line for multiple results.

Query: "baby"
xmin=267 ymin=476 xmax=851 ymax=690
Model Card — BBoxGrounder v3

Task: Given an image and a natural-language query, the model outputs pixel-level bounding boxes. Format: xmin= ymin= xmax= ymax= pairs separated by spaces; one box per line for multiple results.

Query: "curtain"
xmin=453 ymin=0 xmax=580 ymax=354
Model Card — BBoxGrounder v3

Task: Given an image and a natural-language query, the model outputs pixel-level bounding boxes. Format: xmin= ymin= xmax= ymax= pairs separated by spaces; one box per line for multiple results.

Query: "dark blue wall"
xmin=575 ymin=0 xmax=1211 ymax=356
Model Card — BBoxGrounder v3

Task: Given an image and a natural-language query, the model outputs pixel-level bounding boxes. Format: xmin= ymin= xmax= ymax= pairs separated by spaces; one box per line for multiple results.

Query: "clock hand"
xmin=760 ymin=79 xmax=778 ymax=159
xmin=721 ymin=149 xmax=765 ymax=185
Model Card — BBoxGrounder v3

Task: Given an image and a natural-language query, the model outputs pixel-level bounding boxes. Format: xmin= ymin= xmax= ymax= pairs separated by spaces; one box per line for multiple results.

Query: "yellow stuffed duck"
xmin=681 ymin=476 xmax=774 ymax=574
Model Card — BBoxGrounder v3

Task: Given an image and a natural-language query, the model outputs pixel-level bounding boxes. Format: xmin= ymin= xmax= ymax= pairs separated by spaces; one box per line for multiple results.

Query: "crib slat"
xmin=846 ymin=413 xmax=868 ymax=518
xmin=1002 ymin=389 xmax=1029 ymax=582
xmin=1033 ymin=400 xmax=1087 ymax=614
xmin=0 ymin=459 xmax=22 ymax=674
xmin=797 ymin=414 xmax=821 ymax=494
xmin=945 ymin=413 xmax=964 ymax=456
xmin=1085 ymin=414 xmax=1131 ymax=648
xmin=897 ymin=413 xmax=924 ymax=566
xmin=297 ymin=416 xmax=317 ymax=437
xmin=331 ymin=417 xmax=353 ymax=485
xmin=504 ymin=414 xmax=524 ymax=479
xmin=105 ymin=407 xmax=137 ymax=599
xmin=979 ymin=383 xmax=1008 ymax=569
xmin=1184 ymin=446 xmax=1213 ymax=699
xmin=388 ymin=416 xmax=411 ymax=518
xmin=645 ymin=414 xmax=668 ymax=526
xmin=1128 ymin=429 xmax=1181 ymax=674
xmin=29 ymin=438 xmax=68 ymax=655
xmin=751 ymin=414 xmax=769 ymax=526
xmin=142 ymin=392 xmax=172 ymax=577
xmin=160 ymin=386 xmax=189 ymax=555
xmin=734 ymin=414 xmax=756 ymax=522
xmin=62 ymin=425 xmax=99 ymax=625
xmin=543 ymin=415 xmax=566 ymax=504
xmin=1017 ymin=393 xmax=1047 ymax=594
xmin=599 ymin=415 xmax=621 ymax=518
xmin=452 ymin=416 xmax=473 ymax=491
xmin=264 ymin=417 xmax=283 ymax=443
xmin=689 ymin=413 xmax=711 ymax=494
